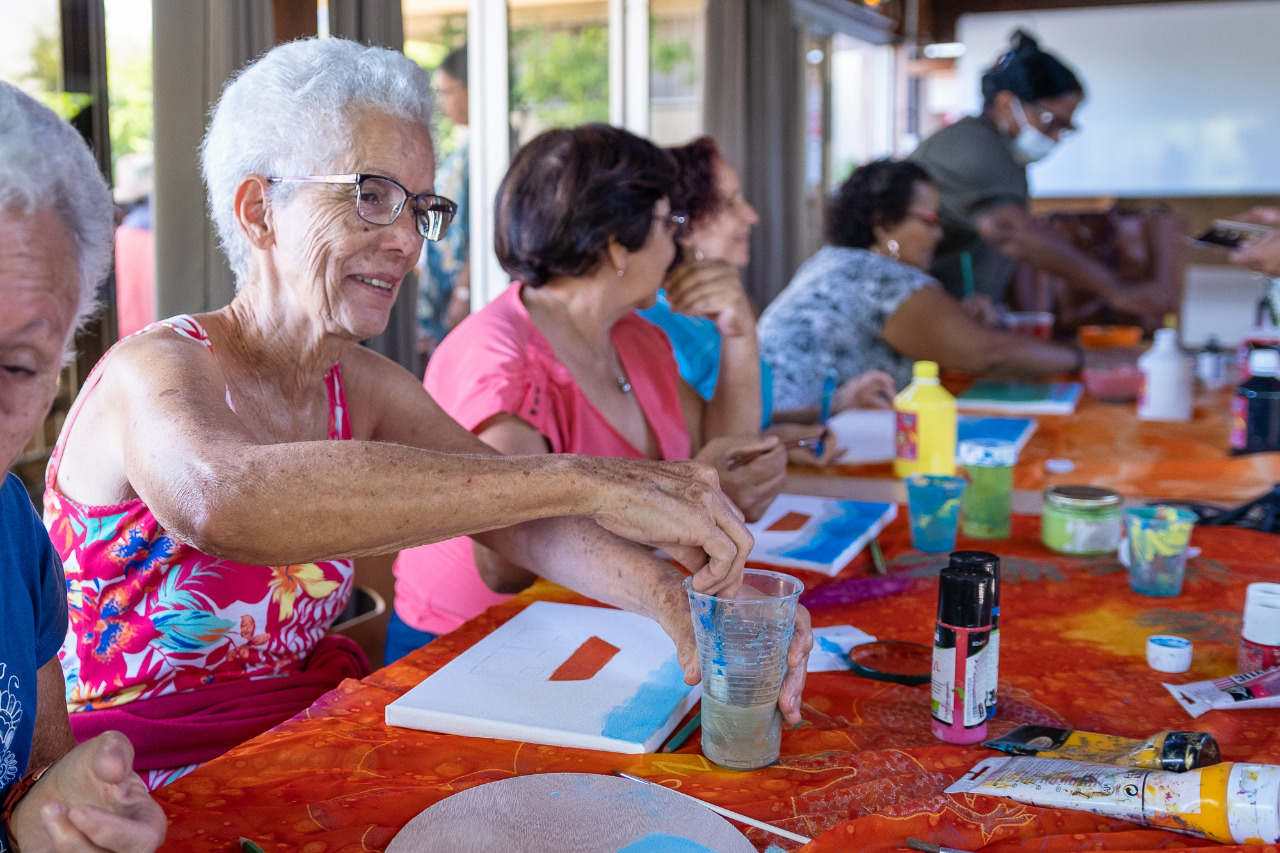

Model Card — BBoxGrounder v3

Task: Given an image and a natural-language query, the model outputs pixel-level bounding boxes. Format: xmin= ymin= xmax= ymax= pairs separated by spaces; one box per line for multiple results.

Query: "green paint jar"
xmin=1041 ymin=485 xmax=1123 ymax=555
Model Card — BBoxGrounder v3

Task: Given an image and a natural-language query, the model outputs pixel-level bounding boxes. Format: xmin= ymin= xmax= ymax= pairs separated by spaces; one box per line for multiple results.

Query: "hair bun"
xmin=1010 ymin=29 xmax=1041 ymax=56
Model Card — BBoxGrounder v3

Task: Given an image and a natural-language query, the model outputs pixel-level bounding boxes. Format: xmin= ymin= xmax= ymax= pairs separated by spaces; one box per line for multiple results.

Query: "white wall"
xmin=957 ymin=1 xmax=1280 ymax=197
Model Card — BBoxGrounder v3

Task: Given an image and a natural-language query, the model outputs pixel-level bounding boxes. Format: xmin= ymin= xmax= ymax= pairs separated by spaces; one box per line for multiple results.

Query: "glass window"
xmin=648 ymin=0 xmax=704 ymax=146
xmin=0 ymin=1 xmax=66 ymax=105
xmin=508 ymin=0 xmax=608 ymax=150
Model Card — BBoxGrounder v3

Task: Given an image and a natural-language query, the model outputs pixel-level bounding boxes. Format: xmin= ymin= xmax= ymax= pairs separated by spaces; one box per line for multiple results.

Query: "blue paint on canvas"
xmin=957 ymin=415 xmax=1036 ymax=450
xmin=616 ymin=834 xmax=717 ymax=853
xmin=776 ymin=502 xmax=888 ymax=564
xmin=600 ymin=658 xmax=691 ymax=744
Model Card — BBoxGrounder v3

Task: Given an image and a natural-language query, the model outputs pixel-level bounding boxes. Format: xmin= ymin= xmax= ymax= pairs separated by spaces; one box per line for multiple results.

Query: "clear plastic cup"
xmin=1124 ymin=506 xmax=1198 ymax=596
xmin=684 ymin=569 xmax=802 ymax=771
xmin=959 ymin=439 xmax=1017 ymax=539
xmin=905 ymin=474 xmax=967 ymax=552
xmin=1004 ymin=311 xmax=1055 ymax=340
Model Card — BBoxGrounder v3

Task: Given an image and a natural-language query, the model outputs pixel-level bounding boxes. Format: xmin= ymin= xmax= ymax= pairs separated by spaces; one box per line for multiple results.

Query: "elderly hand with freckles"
xmin=42 ymin=39 xmax=763 ymax=788
xmin=0 ymin=81 xmax=165 ymax=853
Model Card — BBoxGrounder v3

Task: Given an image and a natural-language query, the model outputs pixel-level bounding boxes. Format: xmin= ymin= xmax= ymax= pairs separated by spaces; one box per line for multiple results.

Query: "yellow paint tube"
xmin=983 ymin=724 xmax=1220 ymax=772
xmin=947 ymin=756 xmax=1280 ymax=845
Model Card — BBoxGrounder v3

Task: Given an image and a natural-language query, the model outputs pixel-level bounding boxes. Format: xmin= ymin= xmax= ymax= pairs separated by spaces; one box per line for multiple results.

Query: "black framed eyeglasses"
xmin=266 ymin=173 xmax=458 ymax=242
xmin=1026 ymin=100 xmax=1078 ymax=137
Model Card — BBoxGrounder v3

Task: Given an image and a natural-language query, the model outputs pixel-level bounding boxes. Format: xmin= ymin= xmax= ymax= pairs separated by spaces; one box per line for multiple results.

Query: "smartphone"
xmin=1190 ymin=219 xmax=1273 ymax=250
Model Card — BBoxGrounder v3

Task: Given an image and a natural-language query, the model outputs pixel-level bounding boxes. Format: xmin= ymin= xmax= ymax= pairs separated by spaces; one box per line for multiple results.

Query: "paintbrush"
xmin=906 ymin=837 xmax=977 ymax=853
xmin=613 ymin=772 xmax=812 ymax=844
xmin=726 ymin=435 xmax=826 ymax=471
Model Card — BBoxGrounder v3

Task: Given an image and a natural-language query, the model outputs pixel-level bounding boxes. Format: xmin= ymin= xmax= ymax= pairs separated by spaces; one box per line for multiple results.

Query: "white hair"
xmin=201 ymin=38 xmax=435 ymax=283
xmin=0 ymin=82 xmax=113 ymax=340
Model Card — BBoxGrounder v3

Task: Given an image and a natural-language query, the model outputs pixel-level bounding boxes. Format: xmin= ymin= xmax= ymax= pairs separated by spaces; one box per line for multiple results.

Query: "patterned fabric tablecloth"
xmin=153 ymin=515 xmax=1280 ymax=852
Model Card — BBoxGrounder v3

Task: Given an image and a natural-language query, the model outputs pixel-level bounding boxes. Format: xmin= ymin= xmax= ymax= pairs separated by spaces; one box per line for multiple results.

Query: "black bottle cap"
xmin=1160 ymin=731 xmax=1222 ymax=772
xmin=950 ymin=551 xmax=1001 ymax=604
xmin=937 ymin=566 xmax=994 ymax=628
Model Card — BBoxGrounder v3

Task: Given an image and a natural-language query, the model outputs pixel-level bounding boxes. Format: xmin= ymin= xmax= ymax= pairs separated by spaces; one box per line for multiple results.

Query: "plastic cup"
xmin=905 ymin=474 xmax=967 ymax=552
xmin=1124 ymin=506 xmax=1198 ymax=596
xmin=684 ymin=569 xmax=802 ymax=771
xmin=1004 ymin=311 xmax=1054 ymax=340
xmin=959 ymin=439 xmax=1017 ymax=539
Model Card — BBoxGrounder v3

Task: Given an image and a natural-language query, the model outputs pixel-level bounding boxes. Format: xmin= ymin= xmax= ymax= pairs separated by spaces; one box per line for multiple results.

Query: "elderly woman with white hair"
xmin=43 ymin=37 xmax=801 ymax=787
xmin=0 ymin=81 xmax=165 ymax=853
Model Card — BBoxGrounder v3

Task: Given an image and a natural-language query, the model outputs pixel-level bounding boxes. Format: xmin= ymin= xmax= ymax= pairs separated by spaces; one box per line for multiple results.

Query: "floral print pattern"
xmin=45 ymin=316 xmax=355 ymax=711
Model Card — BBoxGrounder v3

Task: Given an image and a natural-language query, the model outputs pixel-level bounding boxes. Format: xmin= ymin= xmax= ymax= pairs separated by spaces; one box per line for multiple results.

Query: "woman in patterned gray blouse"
xmin=759 ymin=158 xmax=1080 ymax=415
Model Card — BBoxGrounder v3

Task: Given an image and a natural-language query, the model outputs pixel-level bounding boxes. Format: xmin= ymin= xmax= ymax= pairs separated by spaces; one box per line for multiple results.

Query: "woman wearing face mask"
xmin=909 ymin=30 xmax=1171 ymax=320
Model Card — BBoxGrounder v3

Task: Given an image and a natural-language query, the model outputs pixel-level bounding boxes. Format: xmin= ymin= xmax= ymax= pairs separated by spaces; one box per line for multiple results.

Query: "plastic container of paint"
xmin=1241 ymin=584 xmax=1280 ymax=673
xmin=930 ymin=565 xmax=993 ymax=744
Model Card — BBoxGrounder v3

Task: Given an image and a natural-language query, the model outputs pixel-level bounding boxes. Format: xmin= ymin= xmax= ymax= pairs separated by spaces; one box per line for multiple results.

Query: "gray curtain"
xmin=703 ymin=0 xmax=803 ymax=310
xmin=153 ymin=2 xmax=273 ymax=319
xmin=329 ymin=0 xmax=417 ymax=373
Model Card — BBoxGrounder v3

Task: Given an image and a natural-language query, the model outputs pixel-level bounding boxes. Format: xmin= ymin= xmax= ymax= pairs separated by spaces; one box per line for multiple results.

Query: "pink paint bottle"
xmin=1240 ymin=584 xmax=1280 ymax=673
xmin=931 ymin=565 xmax=993 ymax=744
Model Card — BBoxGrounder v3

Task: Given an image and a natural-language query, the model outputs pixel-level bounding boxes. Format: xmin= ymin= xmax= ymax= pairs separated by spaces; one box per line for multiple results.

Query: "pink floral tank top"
xmin=44 ymin=316 xmax=356 ymax=711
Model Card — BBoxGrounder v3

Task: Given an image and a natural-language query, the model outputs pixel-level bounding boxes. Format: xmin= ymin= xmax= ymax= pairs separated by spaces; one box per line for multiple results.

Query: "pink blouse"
xmin=393 ymin=283 xmax=691 ymax=635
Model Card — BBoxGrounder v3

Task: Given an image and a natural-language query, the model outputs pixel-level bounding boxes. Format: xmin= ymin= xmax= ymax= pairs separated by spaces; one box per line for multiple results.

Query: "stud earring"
xmin=617 ymin=264 xmax=626 ymax=277
xmin=694 ymin=249 xmax=705 ymax=262
xmin=887 ymin=239 xmax=900 ymax=262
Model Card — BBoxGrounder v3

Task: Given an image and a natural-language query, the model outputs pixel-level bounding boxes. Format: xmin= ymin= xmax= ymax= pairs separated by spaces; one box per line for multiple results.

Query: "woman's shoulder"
xmin=425 ymin=284 xmax=554 ymax=400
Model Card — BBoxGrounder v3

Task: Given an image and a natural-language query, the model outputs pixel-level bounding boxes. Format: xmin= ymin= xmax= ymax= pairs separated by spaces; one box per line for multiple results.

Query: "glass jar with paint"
xmin=1041 ymin=485 xmax=1123 ymax=556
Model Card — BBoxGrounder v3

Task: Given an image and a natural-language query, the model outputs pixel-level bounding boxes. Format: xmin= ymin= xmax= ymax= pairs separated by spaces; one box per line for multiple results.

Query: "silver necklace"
xmin=533 ymin=290 xmax=632 ymax=394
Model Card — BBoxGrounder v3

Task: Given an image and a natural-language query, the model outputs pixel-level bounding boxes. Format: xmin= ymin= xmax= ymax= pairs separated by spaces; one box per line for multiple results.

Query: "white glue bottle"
xmin=1138 ymin=328 xmax=1192 ymax=421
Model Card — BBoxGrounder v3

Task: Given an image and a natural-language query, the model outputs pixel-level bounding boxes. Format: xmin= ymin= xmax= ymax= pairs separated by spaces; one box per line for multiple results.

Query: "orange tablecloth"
xmin=822 ymin=386 xmax=1280 ymax=503
xmin=153 ymin=515 xmax=1280 ymax=853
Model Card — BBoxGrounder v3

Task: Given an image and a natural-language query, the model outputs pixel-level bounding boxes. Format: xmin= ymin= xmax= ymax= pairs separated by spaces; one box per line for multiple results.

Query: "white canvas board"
xmin=746 ymin=493 xmax=897 ymax=576
xmin=385 ymin=601 xmax=699 ymax=754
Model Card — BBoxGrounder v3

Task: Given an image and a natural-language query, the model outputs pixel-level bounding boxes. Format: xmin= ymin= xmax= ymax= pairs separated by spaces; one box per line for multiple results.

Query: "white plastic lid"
xmin=959 ymin=439 xmax=1018 ymax=467
xmin=1225 ymin=763 xmax=1280 ymax=844
xmin=1249 ymin=348 xmax=1280 ymax=377
xmin=1248 ymin=583 xmax=1280 ymax=604
xmin=1147 ymin=635 xmax=1192 ymax=673
xmin=1243 ymin=598 xmax=1280 ymax=646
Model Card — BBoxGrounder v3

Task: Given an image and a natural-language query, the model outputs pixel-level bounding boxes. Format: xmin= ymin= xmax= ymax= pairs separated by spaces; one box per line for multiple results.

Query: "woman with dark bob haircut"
xmin=388 ymin=124 xmax=808 ymax=686
xmin=759 ymin=157 xmax=1081 ymax=410
xmin=909 ymin=30 xmax=1170 ymax=318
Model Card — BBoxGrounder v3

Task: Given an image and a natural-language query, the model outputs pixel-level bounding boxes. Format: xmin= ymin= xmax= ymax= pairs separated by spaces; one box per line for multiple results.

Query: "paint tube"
xmin=946 ymin=756 xmax=1280 ymax=845
xmin=1163 ymin=665 xmax=1280 ymax=718
xmin=983 ymin=724 xmax=1220 ymax=772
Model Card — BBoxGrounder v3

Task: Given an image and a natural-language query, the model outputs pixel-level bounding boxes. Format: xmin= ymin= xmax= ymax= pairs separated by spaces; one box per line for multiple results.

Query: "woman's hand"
xmin=834 ymin=370 xmax=896 ymax=412
xmin=664 ymin=259 xmax=756 ymax=339
xmin=696 ymin=434 xmax=787 ymax=523
xmin=764 ymin=423 xmax=844 ymax=468
xmin=1232 ymin=229 xmax=1280 ymax=277
xmin=9 ymin=731 xmax=166 ymax=853
xmin=578 ymin=456 xmax=751 ymax=597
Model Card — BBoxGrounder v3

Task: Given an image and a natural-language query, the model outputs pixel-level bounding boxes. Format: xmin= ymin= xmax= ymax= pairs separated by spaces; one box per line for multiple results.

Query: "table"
xmin=802 ymin=385 xmax=1280 ymax=504
xmin=152 ymin=514 xmax=1280 ymax=853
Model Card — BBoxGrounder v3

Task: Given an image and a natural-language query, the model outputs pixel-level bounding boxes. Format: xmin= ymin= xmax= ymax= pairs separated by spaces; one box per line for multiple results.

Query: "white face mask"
xmin=1009 ymin=97 xmax=1057 ymax=165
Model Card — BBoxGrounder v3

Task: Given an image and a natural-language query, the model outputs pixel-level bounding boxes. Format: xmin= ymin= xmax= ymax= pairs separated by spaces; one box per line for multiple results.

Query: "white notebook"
xmin=746 ymin=493 xmax=897 ymax=576
xmin=385 ymin=601 xmax=700 ymax=754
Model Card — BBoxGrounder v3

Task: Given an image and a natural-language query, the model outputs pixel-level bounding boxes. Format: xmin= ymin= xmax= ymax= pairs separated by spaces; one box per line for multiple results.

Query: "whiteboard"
xmin=956 ymin=1 xmax=1280 ymax=197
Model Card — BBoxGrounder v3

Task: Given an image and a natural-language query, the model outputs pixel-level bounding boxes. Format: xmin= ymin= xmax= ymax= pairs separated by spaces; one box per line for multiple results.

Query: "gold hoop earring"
xmin=886 ymin=239 xmax=900 ymax=262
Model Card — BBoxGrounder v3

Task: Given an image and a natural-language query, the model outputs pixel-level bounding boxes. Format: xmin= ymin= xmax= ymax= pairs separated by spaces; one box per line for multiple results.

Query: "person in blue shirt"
xmin=416 ymin=44 xmax=471 ymax=357
xmin=0 ymin=81 xmax=164 ymax=853
xmin=640 ymin=137 xmax=895 ymax=451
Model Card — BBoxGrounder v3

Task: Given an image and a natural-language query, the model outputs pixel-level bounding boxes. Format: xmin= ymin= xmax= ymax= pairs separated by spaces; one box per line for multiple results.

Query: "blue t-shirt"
xmin=639 ymin=292 xmax=774 ymax=428
xmin=0 ymin=473 xmax=68 ymax=821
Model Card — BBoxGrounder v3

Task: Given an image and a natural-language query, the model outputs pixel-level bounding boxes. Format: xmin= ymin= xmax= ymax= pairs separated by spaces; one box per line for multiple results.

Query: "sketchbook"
xmin=745 ymin=493 xmax=897 ymax=576
xmin=385 ymin=601 xmax=700 ymax=754
xmin=957 ymin=381 xmax=1083 ymax=415
xmin=826 ymin=409 xmax=1037 ymax=463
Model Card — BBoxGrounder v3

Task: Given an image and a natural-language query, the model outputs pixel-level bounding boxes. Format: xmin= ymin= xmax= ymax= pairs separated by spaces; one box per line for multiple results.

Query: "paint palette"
xmin=384 ymin=773 xmax=755 ymax=853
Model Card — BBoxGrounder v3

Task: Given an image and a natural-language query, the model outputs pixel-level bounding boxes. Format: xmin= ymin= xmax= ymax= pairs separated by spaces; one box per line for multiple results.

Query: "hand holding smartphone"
xmin=1190 ymin=219 xmax=1274 ymax=250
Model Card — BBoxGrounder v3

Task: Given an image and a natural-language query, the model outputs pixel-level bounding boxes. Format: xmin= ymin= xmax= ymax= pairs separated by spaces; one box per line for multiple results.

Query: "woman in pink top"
xmin=388 ymin=125 xmax=792 ymax=661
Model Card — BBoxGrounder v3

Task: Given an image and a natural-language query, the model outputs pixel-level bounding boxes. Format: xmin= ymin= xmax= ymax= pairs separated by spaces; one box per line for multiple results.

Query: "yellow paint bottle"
xmin=893 ymin=361 xmax=956 ymax=478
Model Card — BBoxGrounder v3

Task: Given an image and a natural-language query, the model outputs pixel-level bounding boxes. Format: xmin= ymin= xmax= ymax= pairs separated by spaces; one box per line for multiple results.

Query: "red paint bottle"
xmin=931 ymin=565 xmax=993 ymax=744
